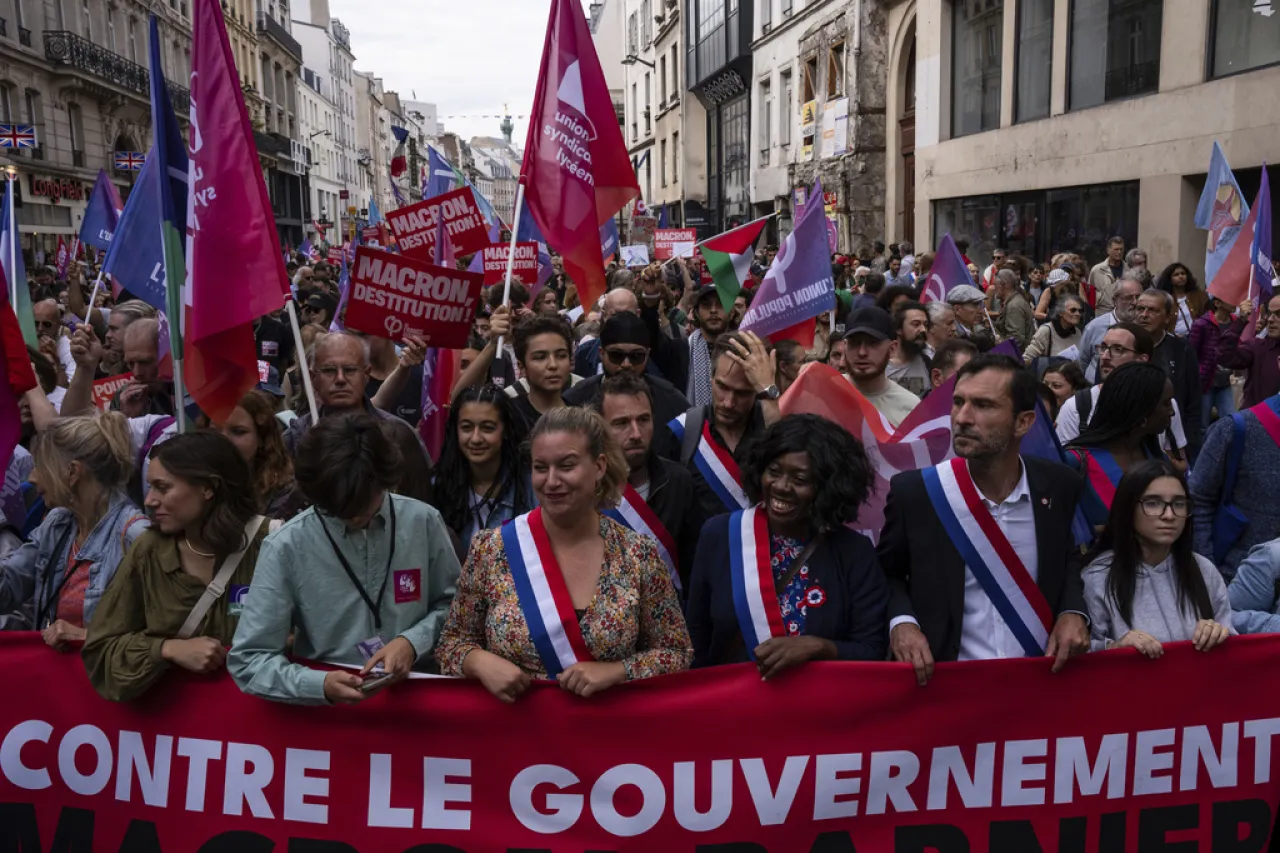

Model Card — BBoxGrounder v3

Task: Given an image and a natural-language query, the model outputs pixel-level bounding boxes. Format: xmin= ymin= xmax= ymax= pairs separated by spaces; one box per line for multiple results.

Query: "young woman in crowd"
xmin=433 ymin=385 xmax=533 ymax=550
xmin=1188 ymin=295 xmax=1237 ymax=425
xmin=436 ymin=406 xmax=691 ymax=702
xmin=533 ymin=287 xmax=561 ymax=317
xmin=1083 ymin=460 xmax=1233 ymax=655
xmin=1066 ymin=363 xmax=1176 ymax=532
xmin=1041 ymin=362 xmax=1088 ymax=411
xmin=0 ymin=415 xmax=147 ymax=645
xmin=82 ymin=432 xmax=270 ymax=701
xmin=1023 ymin=294 xmax=1085 ymax=364
xmin=1156 ymin=262 xmax=1206 ymax=337
xmin=685 ymin=415 xmax=889 ymax=673
xmin=207 ymin=389 xmax=302 ymax=519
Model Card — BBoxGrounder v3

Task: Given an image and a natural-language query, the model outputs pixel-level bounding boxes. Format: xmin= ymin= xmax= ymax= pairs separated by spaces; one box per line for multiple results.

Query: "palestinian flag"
xmin=699 ymin=215 xmax=771 ymax=312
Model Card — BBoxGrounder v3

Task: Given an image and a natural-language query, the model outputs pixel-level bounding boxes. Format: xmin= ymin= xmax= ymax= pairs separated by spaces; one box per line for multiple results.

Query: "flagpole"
xmin=85 ymin=269 xmax=106 ymax=322
xmin=494 ymin=182 xmax=526 ymax=365
xmin=286 ymin=299 xmax=319 ymax=422
xmin=4 ymin=169 xmax=15 ymax=307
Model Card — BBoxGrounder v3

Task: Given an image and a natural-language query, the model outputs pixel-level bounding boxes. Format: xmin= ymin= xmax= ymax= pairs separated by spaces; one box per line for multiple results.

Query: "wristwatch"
xmin=756 ymin=384 xmax=781 ymax=401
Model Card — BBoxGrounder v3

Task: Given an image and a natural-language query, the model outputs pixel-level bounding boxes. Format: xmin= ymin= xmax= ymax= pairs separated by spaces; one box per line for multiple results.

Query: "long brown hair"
xmin=150 ymin=432 xmax=259 ymax=555
xmin=236 ymin=390 xmax=293 ymax=504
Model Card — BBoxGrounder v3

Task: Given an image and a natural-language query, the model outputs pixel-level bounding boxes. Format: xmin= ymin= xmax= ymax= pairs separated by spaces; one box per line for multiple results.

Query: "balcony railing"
xmin=256 ymin=13 xmax=302 ymax=63
xmin=18 ymin=26 xmax=30 ymax=47
xmin=1104 ymin=60 xmax=1159 ymax=101
xmin=44 ymin=30 xmax=190 ymax=114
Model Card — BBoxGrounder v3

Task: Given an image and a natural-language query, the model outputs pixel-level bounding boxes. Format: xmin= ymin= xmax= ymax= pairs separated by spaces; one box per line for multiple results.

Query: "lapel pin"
xmin=1042 ymin=497 xmax=1051 ymax=508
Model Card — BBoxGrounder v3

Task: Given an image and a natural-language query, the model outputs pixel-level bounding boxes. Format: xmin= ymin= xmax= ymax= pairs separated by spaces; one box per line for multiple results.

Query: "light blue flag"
xmin=1195 ymin=141 xmax=1249 ymax=288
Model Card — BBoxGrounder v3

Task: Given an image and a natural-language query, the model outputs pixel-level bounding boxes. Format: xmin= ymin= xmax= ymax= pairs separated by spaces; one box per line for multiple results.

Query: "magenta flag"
xmin=184 ymin=0 xmax=290 ymax=424
xmin=521 ymin=0 xmax=639 ymax=311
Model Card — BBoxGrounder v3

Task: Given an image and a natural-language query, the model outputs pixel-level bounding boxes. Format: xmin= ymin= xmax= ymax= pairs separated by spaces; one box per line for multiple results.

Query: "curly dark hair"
xmin=742 ymin=414 xmax=874 ymax=531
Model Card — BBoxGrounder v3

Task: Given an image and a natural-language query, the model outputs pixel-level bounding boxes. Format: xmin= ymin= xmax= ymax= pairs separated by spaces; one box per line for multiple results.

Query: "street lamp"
xmin=309 ymin=130 xmax=331 ymax=140
xmin=621 ymin=54 xmax=656 ymax=69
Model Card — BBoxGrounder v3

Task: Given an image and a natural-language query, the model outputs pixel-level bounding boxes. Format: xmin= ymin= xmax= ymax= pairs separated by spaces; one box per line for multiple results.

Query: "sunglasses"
xmin=603 ymin=347 xmax=648 ymax=365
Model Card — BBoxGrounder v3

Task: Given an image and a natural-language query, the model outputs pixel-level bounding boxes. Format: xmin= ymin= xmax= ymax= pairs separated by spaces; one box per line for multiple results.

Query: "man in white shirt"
xmin=878 ymin=354 xmax=1090 ymax=684
xmin=843 ymin=307 xmax=920 ymax=428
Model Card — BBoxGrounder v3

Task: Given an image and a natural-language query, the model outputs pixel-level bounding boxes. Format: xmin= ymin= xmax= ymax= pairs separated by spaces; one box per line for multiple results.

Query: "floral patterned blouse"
xmin=436 ymin=515 xmax=693 ymax=680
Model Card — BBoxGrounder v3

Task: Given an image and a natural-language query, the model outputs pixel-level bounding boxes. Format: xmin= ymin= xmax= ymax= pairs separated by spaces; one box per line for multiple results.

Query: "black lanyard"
xmin=318 ymin=500 xmax=397 ymax=631
xmin=36 ymin=526 xmax=78 ymax=630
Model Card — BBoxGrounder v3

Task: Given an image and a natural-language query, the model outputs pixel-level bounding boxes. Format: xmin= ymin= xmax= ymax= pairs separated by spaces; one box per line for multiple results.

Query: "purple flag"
xmin=78 ymin=170 xmax=124 ymax=252
xmin=329 ymin=256 xmax=350 ymax=331
xmin=739 ymin=181 xmax=834 ymax=339
xmin=1250 ymin=165 xmax=1272 ymax=304
xmin=922 ymin=233 xmax=975 ymax=304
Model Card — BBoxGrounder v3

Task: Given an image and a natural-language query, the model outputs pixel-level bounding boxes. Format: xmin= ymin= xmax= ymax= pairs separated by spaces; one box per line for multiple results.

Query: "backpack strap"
xmin=1222 ymin=413 xmax=1247 ymax=505
xmin=680 ymin=405 xmax=706 ymax=467
xmin=1074 ymin=387 xmax=1094 ymax=427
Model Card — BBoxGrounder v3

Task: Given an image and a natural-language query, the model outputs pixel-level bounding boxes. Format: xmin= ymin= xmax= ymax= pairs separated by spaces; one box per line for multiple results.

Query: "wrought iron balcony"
xmin=18 ymin=26 xmax=30 ymax=47
xmin=256 ymin=13 xmax=302 ymax=63
xmin=44 ymin=30 xmax=190 ymax=115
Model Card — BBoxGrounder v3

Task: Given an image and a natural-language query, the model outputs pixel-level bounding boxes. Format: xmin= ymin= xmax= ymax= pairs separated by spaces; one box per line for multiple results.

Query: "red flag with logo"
xmin=0 ymin=264 xmax=36 ymax=475
xmin=54 ymin=235 xmax=69 ymax=280
xmin=521 ymin=0 xmax=639 ymax=311
xmin=183 ymin=0 xmax=290 ymax=424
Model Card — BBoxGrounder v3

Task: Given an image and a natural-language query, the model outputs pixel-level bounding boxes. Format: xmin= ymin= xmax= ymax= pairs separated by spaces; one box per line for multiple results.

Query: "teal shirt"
xmin=228 ymin=494 xmax=461 ymax=705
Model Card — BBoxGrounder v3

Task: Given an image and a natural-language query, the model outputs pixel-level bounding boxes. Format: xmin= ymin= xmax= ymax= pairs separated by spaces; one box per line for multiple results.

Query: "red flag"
xmin=54 ymin=235 xmax=69 ymax=280
xmin=521 ymin=0 xmax=639 ymax=310
xmin=0 ymin=264 xmax=36 ymax=475
xmin=184 ymin=0 xmax=290 ymax=424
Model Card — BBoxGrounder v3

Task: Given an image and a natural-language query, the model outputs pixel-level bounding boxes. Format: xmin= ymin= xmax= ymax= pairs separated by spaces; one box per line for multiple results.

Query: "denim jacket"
xmin=0 ymin=491 xmax=149 ymax=630
xmin=1228 ymin=540 xmax=1280 ymax=635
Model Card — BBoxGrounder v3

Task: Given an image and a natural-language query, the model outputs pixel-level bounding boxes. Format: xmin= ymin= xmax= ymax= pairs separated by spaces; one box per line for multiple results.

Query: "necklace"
xmin=182 ymin=536 xmax=216 ymax=558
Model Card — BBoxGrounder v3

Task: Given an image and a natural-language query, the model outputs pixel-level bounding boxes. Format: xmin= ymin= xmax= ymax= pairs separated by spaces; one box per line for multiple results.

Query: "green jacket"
xmin=228 ymin=494 xmax=460 ymax=705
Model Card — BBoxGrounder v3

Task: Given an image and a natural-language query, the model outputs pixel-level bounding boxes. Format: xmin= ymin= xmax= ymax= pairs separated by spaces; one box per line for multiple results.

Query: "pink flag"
xmin=184 ymin=0 xmax=290 ymax=424
xmin=522 ymin=0 xmax=639 ymax=312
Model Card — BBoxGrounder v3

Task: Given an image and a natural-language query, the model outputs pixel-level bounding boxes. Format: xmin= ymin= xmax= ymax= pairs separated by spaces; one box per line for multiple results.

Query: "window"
xmin=68 ymin=102 xmax=83 ymax=166
xmin=672 ymin=130 xmax=679 ymax=182
xmin=758 ymin=77 xmax=772 ymax=164
xmin=81 ymin=0 xmax=92 ymax=39
xmin=106 ymin=5 xmax=116 ymax=54
xmin=0 ymin=84 xmax=12 ymax=123
xmin=671 ymin=46 xmax=678 ymax=92
xmin=628 ymin=12 xmax=638 ymax=55
xmin=126 ymin=17 xmax=137 ymax=63
xmin=951 ymin=0 xmax=1002 ymax=137
xmin=828 ymin=42 xmax=845 ymax=97
xmin=1015 ymin=0 xmax=1053 ymax=121
xmin=780 ymin=69 xmax=793 ymax=145
xmin=802 ymin=55 xmax=818 ymax=101
xmin=659 ymin=55 xmax=667 ymax=105
xmin=24 ymin=88 xmax=40 ymax=157
xmin=660 ymin=138 xmax=668 ymax=186
xmin=644 ymin=72 xmax=651 ymax=134
xmin=1212 ymin=0 xmax=1280 ymax=78
xmin=760 ymin=0 xmax=771 ymax=34
xmin=642 ymin=0 xmax=652 ymax=47
xmin=1069 ymin=0 xmax=1162 ymax=109
xmin=631 ymin=82 xmax=638 ymax=141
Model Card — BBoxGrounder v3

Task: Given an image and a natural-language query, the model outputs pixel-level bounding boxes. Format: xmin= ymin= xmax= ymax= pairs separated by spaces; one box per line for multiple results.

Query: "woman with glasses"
xmin=1083 ymin=459 xmax=1233 ymax=656
xmin=1022 ymin=294 xmax=1085 ymax=365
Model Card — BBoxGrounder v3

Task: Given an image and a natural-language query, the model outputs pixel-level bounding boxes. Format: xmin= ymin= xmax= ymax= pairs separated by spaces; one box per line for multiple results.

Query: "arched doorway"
xmin=899 ymin=35 xmax=916 ymax=244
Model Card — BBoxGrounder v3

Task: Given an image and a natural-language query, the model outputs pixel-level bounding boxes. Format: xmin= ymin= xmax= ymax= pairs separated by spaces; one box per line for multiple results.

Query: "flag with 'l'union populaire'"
xmin=922 ymin=233 xmax=975 ymax=303
xmin=700 ymin=215 xmax=771 ymax=313
xmin=79 ymin=169 xmax=123 ymax=253
xmin=739 ymin=180 xmax=833 ymax=348
xmin=1196 ymin=141 xmax=1249 ymax=293
xmin=522 ymin=0 xmax=639 ymax=311
xmin=183 ymin=0 xmax=290 ymax=425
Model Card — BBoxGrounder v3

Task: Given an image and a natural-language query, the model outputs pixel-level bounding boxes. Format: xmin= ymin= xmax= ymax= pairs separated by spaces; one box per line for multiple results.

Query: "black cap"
xmin=843 ymin=306 xmax=894 ymax=342
xmin=600 ymin=311 xmax=651 ymax=348
xmin=694 ymin=284 xmax=720 ymax=304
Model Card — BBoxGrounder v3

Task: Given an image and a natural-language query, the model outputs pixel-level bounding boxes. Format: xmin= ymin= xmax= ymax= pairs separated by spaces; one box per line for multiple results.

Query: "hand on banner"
xmin=754 ymin=636 xmax=837 ymax=681
xmin=725 ymin=331 xmax=776 ymax=394
xmin=557 ymin=661 xmax=627 ymax=697
xmin=398 ymin=336 xmax=428 ymax=368
xmin=1192 ymin=619 xmax=1231 ymax=652
xmin=360 ymin=636 xmax=416 ymax=685
xmin=890 ymin=622 xmax=935 ymax=686
xmin=1045 ymin=613 xmax=1090 ymax=673
xmin=464 ymin=649 xmax=531 ymax=704
xmin=161 ymin=637 xmax=228 ymax=674
xmin=69 ymin=324 xmax=103 ymax=372
xmin=323 ymin=670 xmax=366 ymax=705
xmin=1113 ymin=630 xmax=1163 ymax=659
xmin=40 ymin=619 xmax=85 ymax=651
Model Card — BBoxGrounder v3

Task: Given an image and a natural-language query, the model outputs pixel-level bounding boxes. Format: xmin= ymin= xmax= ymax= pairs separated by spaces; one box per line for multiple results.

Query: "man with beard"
xmin=878 ymin=354 xmax=1090 ymax=685
xmin=685 ymin=285 xmax=731 ymax=408
xmin=843 ymin=307 xmax=920 ymax=428
xmin=886 ymin=301 xmax=932 ymax=399
xmin=1077 ymin=273 xmax=1143 ymax=382
xmin=595 ymin=373 xmax=702 ymax=593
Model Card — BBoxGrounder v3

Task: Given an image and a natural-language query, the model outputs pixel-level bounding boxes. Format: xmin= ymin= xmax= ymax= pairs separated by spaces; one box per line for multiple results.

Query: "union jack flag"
xmin=113 ymin=151 xmax=146 ymax=171
xmin=0 ymin=124 xmax=37 ymax=149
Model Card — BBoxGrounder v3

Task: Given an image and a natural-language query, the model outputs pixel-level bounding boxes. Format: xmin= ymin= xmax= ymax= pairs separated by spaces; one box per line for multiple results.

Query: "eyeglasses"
xmin=1133 ymin=305 xmax=1162 ymax=316
xmin=317 ymin=365 xmax=363 ymax=379
xmin=1139 ymin=496 xmax=1191 ymax=518
xmin=1063 ymin=308 xmax=1082 ymax=315
xmin=603 ymin=347 xmax=648 ymax=365
xmin=1095 ymin=343 xmax=1136 ymax=358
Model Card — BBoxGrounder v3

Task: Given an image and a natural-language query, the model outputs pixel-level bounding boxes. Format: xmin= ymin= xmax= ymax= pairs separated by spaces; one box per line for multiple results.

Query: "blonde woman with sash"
xmin=436 ymin=407 xmax=692 ymax=702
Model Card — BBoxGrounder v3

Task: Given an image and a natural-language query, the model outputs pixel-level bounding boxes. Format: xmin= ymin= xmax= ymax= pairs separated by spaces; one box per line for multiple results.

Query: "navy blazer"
xmin=685 ymin=514 xmax=890 ymax=667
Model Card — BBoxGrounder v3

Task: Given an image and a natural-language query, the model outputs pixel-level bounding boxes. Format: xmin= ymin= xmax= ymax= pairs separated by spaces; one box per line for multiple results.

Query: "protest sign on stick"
xmin=654 ymin=228 xmax=696 ymax=260
xmin=343 ymin=246 xmax=482 ymax=348
xmin=384 ymin=188 xmax=491 ymax=262
xmin=481 ymin=242 xmax=538 ymax=285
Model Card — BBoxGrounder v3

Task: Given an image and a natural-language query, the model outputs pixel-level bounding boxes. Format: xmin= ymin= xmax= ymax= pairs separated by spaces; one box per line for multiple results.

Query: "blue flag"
xmin=1195 ymin=141 xmax=1249 ymax=289
xmin=423 ymin=145 xmax=499 ymax=227
xmin=79 ymin=170 xmax=123 ymax=252
xmin=1250 ymin=165 xmax=1273 ymax=303
xmin=102 ymin=152 xmax=168 ymax=308
xmin=657 ymin=205 xmax=669 ymax=229
xmin=148 ymin=13 xmax=189 ymax=344
xmin=600 ymin=217 xmax=620 ymax=265
xmin=367 ymin=198 xmax=382 ymax=225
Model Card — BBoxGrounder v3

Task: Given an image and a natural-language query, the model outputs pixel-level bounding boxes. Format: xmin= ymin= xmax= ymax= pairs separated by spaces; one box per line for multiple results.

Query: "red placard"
xmin=384 ymin=187 xmax=490 ymax=262
xmin=654 ymin=228 xmax=697 ymax=260
xmin=343 ymin=246 xmax=481 ymax=347
xmin=480 ymin=242 xmax=539 ymax=285
xmin=91 ymin=372 xmax=131 ymax=411
xmin=326 ymin=247 xmax=343 ymax=263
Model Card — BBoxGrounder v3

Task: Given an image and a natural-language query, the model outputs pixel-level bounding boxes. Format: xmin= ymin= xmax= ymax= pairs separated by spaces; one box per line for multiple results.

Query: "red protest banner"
xmin=2 ymin=632 xmax=1278 ymax=851
xmin=344 ymin=246 xmax=481 ymax=348
xmin=326 ymin=246 xmax=343 ymax=263
xmin=654 ymin=227 xmax=697 ymax=260
xmin=91 ymin=373 xmax=131 ymax=411
xmin=480 ymin=242 xmax=539 ymax=285
xmin=384 ymin=187 xmax=490 ymax=262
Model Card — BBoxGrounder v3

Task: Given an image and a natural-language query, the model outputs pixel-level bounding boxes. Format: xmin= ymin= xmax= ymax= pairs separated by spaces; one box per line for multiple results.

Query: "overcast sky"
xmin=327 ymin=0 xmax=595 ymax=148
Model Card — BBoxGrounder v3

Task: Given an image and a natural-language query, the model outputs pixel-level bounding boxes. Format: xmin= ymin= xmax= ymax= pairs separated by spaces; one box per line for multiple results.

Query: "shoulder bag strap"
xmin=772 ymin=534 xmax=824 ymax=595
xmin=680 ymin=405 xmax=706 ymax=466
xmin=1222 ymin=413 xmax=1247 ymax=505
xmin=176 ymin=515 xmax=265 ymax=640
xmin=1074 ymin=388 xmax=1093 ymax=426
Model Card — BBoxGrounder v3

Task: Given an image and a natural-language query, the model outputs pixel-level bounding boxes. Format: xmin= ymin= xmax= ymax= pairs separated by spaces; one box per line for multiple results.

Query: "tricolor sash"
xmin=669 ymin=413 xmax=749 ymax=511
xmin=921 ymin=458 xmax=1054 ymax=657
xmin=603 ymin=484 xmax=681 ymax=592
xmin=501 ymin=509 xmax=595 ymax=677
xmin=726 ymin=506 xmax=784 ymax=659
xmin=1079 ymin=448 xmax=1123 ymax=510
